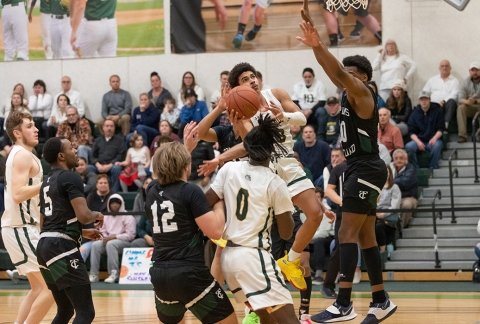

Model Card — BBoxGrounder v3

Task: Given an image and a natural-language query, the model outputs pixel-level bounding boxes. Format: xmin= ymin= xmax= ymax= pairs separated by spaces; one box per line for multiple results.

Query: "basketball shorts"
xmin=36 ymin=237 xmax=90 ymax=291
xmin=221 ymin=247 xmax=293 ymax=311
xmin=318 ymin=0 xmax=370 ymax=17
xmin=274 ymin=157 xmax=314 ymax=197
xmin=1 ymin=225 xmax=40 ymax=275
xmin=271 ymin=210 xmax=310 ymax=260
xmin=150 ymin=262 xmax=233 ymax=324
xmin=256 ymin=0 xmax=273 ymax=9
xmin=342 ymin=158 xmax=387 ymax=215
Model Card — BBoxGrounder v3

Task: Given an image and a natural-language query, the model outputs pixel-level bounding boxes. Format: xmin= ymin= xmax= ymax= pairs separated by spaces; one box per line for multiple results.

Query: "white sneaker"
xmin=104 ymin=270 xmax=118 ymax=284
xmin=353 ymin=267 xmax=361 ymax=284
xmin=89 ymin=274 xmax=99 ymax=283
xmin=6 ymin=270 xmax=19 ymax=284
xmin=360 ymin=299 xmax=397 ymax=323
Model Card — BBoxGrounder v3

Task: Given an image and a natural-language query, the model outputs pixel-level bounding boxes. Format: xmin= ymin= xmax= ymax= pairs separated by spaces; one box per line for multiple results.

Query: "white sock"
xmin=288 ymin=249 xmax=302 ymax=261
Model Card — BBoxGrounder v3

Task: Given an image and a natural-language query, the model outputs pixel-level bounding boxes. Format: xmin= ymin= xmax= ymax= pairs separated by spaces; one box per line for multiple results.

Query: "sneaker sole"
xmin=305 ymin=311 xmax=358 ymax=323
xmin=378 ymin=305 xmax=397 ymax=323
xmin=283 ymin=274 xmax=307 ymax=290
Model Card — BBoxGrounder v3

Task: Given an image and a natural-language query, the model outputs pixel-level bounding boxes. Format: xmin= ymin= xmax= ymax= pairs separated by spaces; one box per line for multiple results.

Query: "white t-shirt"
xmin=291 ymin=79 xmax=326 ymax=110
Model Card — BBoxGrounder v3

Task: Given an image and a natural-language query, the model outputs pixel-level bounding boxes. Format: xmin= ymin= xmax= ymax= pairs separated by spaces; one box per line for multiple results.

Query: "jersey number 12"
xmin=151 ymin=200 xmax=178 ymax=234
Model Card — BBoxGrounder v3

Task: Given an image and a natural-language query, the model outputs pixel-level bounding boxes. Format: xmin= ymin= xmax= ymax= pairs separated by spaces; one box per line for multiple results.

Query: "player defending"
xmin=297 ymin=2 xmax=397 ymax=322
xmin=146 ymin=142 xmax=237 ymax=324
xmin=37 ymin=137 xmax=103 ymax=324
xmin=1 ymin=111 xmax=54 ymax=323
xmin=206 ymin=114 xmax=299 ymax=323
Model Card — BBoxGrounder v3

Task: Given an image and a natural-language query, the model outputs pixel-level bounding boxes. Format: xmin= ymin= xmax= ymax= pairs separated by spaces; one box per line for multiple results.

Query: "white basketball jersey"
xmin=2 ymin=145 xmax=43 ymax=227
xmin=210 ymin=161 xmax=293 ymax=249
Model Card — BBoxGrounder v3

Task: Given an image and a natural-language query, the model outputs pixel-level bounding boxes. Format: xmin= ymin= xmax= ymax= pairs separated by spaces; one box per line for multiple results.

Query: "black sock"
xmin=252 ymin=24 xmax=262 ymax=33
xmin=336 ymin=243 xmax=358 ymax=307
xmin=372 ymin=290 xmax=387 ymax=304
xmin=237 ymin=23 xmax=246 ymax=34
xmin=300 ymin=276 xmax=312 ymax=313
xmin=329 ymin=34 xmax=338 ymax=46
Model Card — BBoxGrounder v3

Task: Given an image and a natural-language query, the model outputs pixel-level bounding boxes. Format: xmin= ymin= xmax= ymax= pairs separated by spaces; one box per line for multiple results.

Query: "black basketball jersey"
xmin=145 ymin=180 xmax=212 ymax=265
xmin=339 ymin=88 xmax=379 ymax=161
xmin=40 ymin=169 xmax=86 ymax=243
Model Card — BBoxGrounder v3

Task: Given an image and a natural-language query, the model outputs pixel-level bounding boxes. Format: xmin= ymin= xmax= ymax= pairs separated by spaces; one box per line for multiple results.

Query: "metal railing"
xmin=431 ymin=190 xmax=442 ymax=269
xmin=447 ymin=149 xmax=458 ymax=224
xmin=472 ymin=111 xmax=480 ymax=183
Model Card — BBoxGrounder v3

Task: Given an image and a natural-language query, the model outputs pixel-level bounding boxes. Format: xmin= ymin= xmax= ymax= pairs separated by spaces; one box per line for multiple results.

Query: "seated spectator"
xmin=405 ymin=91 xmax=444 ymax=169
xmin=1 ymin=83 xmax=28 ymax=137
xmin=457 ymin=62 xmax=480 ymax=143
xmin=178 ymin=88 xmax=209 ymax=135
xmin=117 ymin=133 xmax=151 ymax=192
xmin=150 ymin=120 xmax=181 ymax=155
xmin=91 ymin=119 xmax=126 ymax=192
xmin=28 ymin=79 xmax=52 ymax=140
xmin=47 ymin=94 xmax=70 ymax=138
xmin=385 ymin=79 xmax=412 ymax=136
xmin=378 ymin=107 xmax=403 ymax=154
xmin=317 ymin=96 xmax=341 ymax=146
xmin=476 ymin=219 xmax=480 ymax=262
xmin=75 ymin=157 xmax=96 ymax=196
xmin=131 ymin=177 xmax=154 ymax=247
xmin=129 ymin=92 xmax=160 ymax=146
xmin=56 ymin=106 xmax=93 ymax=163
xmin=3 ymin=92 xmax=30 ymax=133
xmin=53 ymin=75 xmax=86 ymax=117
xmin=148 ymin=71 xmax=173 ymax=113
xmin=188 ymin=140 xmax=214 ymax=193
xmin=176 ymin=71 xmax=205 ymax=108
xmin=375 ymin=166 xmax=401 ymax=256
xmin=422 ymin=59 xmax=459 ymax=130
xmin=293 ymin=125 xmax=331 ymax=187
xmin=89 ymin=194 xmax=136 ymax=284
xmin=292 ymin=67 xmax=327 ymax=128
xmin=369 ymin=81 xmax=386 ymax=109
xmin=99 ymin=75 xmax=132 ymax=136
xmin=391 ymin=148 xmax=418 ymax=228
xmin=160 ymin=98 xmax=180 ymax=132
xmin=322 ymin=147 xmax=345 ymax=193
xmin=210 ymin=70 xmax=230 ymax=111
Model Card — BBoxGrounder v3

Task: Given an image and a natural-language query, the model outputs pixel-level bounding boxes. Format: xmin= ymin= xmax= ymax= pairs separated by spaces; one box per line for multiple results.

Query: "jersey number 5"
xmin=151 ymin=200 xmax=178 ymax=234
xmin=42 ymin=186 xmax=53 ymax=217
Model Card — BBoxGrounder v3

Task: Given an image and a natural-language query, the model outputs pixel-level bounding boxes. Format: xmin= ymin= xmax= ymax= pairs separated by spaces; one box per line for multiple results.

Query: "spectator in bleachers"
xmin=89 ymin=194 xmax=136 ymax=284
xmin=176 ymin=71 xmax=205 ymax=108
xmin=179 ymin=88 xmax=209 ymax=136
xmin=292 ymin=67 xmax=327 ymax=128
xmin=385 ymin=79 xmax=412 ymax=136
xmin=148 ymin=71 xmax=173 ymax=113
xmin=131 ymin=178 xmax=154 ymax=248
xmin=317 ymin=96 xmax=341 ymax=146
xmin=75 ymin=157 xmax=96 ymax=196
xmin=100 ymin=75 xmax=132 ymax=136
xmin=293 ymin=125 xmax=331 ymax=188
xmin=456 ymin=62 xmax=480 ymax=143
xmin=405 ymin=91 xmax=444 ymax=169
xmin=91 ymin=119 xmax=126 ymax=192
xmin=372 ymin=39 xmax=416 ymax=101
xmin=378 ymin=107 xmax=403 ymax=154
xmin=53 ymin=75 xmax=86 ymax=117
xmin=46 ymin=94 xmax=70 ymax=138
xmin=117 ymin=133 xmax=150 ymax=192
xmin=56 ymin=106 xmax=93 ymax=163
xmin=210 ymin=70 xmax=230 ymax=111
xmin=129 ymin=93 xmax=160 ymax=147
xmin=28 ymin=79 xmax=52 ymax=140
xmin=150 ymin=120 xmax=181 ymax=156
xmin=322 ymin=147 xmax=345 ymax=194
xmin=160 ymin=98 xmax=180 ymax=132
xmin=1 ymin=83 xmax=28 ymax=137
xmin=3 ymin=92 xmax=30 ymax=133
xmin=422 ymin=59 xmax=459 ymax=131
xmin=375 ymin=166 xmax=401 ymax=257
xmin=391 ymin=148 xmax=418 ymax=228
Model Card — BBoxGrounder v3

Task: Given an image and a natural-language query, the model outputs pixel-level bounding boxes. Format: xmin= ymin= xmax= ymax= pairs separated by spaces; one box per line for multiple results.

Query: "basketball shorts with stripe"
xmin=1 ymin=225 xmax=40 ymax=275
xmin=274 ymin=157 xmax=314 ymax=198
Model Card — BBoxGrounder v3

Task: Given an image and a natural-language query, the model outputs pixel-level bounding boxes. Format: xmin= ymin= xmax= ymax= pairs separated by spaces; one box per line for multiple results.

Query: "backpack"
xmin=473 ymin=260 xmax=480 ymax=283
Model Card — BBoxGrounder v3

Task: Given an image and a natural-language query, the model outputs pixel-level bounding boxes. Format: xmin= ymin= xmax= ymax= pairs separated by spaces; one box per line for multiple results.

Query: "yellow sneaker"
xmin=276 ymin=253 xmax=306 ymax=290
xmin=211 ymin=238 xmax=227 ymax=248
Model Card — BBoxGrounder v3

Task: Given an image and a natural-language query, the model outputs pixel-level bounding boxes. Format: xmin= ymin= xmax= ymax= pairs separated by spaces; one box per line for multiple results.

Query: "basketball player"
xmin=297 ymin=3 xmax=397 ymax=322
xmin=146 ymin=142 xmax=237 ymax=324
xmin=206 ymin=114 xmax=299 ymax=323
xmin=29 ymin=0 xmax=53 ymax=59
xmin=1 ymin=111 xmax=54 ymax=323
xmin=37 ymin=137 xmax=103 ymax=324
xmin=1 ymin=0 xmax=29 ymax=61
xmin=70 ymin=0 xmax=118 ymax=58
xmin=232 ymin=0 xmax=271 ymax=49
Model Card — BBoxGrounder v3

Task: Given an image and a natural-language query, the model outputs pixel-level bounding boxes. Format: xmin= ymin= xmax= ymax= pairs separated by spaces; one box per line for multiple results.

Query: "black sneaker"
xmin=360 ymin=299 xmax=397 ymax=324
xmin=350 ymin=22 xmax=364 ymax=39
xmin=321 ymin=286 xmax=337 ymax=299
xmin=245 ymin=30 xmax=258 ymax=41
xmin=310 ymin=301 xmax=357 ymax=323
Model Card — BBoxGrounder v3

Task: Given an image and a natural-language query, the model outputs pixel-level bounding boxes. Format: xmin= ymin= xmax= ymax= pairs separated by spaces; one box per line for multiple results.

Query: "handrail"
xmin=432 ymin=190 xmax=442 ymax=269
xmin=448 ymin=149 xmax=458 ymax=224
xmin=472 ymin=111 xmax=480 ymax=183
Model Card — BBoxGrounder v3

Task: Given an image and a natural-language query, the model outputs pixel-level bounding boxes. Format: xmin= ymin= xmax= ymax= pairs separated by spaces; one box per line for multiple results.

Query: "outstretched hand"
xmin=198 ymin=158 xmax=220 ymax=177
xmin=301 ymin=0 xmax=315 ymax=26
xmin=297 ymin=21 xmax=322 ymax=48
xmin=183 ymin=122 xmax=200 ymax=153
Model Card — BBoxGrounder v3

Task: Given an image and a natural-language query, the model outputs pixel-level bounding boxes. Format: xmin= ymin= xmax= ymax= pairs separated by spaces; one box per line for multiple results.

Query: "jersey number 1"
xmin=151 ymin=200 xmax=178 ymax=234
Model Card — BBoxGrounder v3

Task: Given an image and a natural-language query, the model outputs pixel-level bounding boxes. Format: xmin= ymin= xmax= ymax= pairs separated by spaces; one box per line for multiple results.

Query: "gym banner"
xmin=0 ymin=0 xmax=163 ymax=60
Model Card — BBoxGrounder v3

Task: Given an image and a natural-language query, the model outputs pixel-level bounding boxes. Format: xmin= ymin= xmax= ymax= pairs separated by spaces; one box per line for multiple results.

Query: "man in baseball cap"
xmin=456 ymin=62 xmax=480 ymax=143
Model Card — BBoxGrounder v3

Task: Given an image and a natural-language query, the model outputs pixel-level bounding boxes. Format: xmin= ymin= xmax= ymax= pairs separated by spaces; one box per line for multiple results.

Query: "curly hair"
xmin=228 ymin=62 xmax=257 ymax=88
xmin=342 ymin=55 xmax=373 ymax=81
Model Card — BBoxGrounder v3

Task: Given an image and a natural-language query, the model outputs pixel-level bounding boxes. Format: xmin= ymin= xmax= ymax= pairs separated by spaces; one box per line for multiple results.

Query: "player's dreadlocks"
xmin=243 ymin=114 xmax=288 ymax=163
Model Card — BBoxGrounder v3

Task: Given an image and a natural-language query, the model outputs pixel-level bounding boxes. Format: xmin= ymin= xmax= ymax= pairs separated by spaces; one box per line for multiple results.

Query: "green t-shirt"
xmin=85 ymin=0 xmax=116 ymax=20
xmin=50 ymin=0 xmax=68 ymax=15
xmin=40 ymin=0 xmax=51 ymax=14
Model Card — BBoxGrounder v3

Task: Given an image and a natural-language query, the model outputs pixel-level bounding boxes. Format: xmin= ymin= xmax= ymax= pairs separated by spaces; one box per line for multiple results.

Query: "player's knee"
xmin=76 ymin=306 xmax=95 ymax=323
xmin=243 ymin=0 xmax=254 ymax=7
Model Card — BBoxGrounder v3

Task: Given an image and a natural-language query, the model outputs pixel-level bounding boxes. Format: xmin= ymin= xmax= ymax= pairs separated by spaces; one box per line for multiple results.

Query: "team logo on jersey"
xmin=215 ymin=288 xmax=224 ymax=299
xmin=245 ymin=175 xmax=251 ymax=181
xmin=359 ymin=191 xmax=368 ymax=199
xmin=70 ymin=259 xmax=80 ymax=269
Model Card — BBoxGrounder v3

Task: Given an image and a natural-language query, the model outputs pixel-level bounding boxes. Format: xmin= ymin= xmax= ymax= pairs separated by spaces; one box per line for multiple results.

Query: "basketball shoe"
xmin=308 ymin=301 xmax=357 ymax=323
xmin=276 ymin=253 xmax=306 ymax=290
xmin=232 ymin=34 xmax=243 ymax=49
xmin=360 ymin=299 xmax=397 ymax=323
xmin=242 ymin=311 xmax=260 ymax=324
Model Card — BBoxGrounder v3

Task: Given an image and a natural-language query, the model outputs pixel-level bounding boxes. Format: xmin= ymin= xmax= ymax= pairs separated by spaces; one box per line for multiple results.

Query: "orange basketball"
xmin=226 ymin=86 xmax=261 ymax=118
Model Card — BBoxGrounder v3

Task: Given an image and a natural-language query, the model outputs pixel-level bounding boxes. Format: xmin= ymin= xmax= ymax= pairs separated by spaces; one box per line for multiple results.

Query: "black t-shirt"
xmin=213 ymin=125 xmax=242 ymax=153
xmin=40 ymin=169 xmax=85 ymax=243
xmin=145 ymin=180 xmax=211 ymax=265
xmin=339 ymin=89 xmax=379 ymax=161
xmin=328 ymin=161 xmax=348 ymax=211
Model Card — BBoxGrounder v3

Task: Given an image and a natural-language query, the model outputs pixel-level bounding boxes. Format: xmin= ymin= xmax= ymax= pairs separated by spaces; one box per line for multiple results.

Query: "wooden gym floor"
xmin=1 ymin=284 xmax=479 ymax=323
